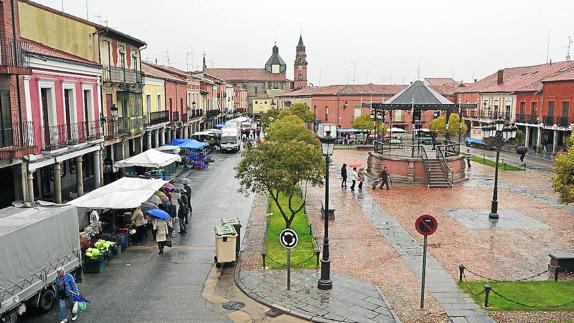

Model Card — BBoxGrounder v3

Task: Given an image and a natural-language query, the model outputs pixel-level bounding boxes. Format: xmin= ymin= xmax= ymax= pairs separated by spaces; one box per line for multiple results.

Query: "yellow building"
xmin=252 ymin=89 xmax=285 ymax=116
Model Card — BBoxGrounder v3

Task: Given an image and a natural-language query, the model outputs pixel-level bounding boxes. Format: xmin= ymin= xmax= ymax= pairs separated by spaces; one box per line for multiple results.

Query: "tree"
xmin=352 ymin=114 xmax=387 ymax=142
xmin=260 ymin=109 xmax=280 ymax=129
xmin=279 ymin=103 xmax=315 ymax=123
xmin=428 ymin=114 xmax=467 ymax=136
xmin=236 ymin=117 xmax=323 ymax=228
xmin=515 ymin=129 xmax=525 ymax=145
xmin=553 ymin=147 xmax=574 ymax=204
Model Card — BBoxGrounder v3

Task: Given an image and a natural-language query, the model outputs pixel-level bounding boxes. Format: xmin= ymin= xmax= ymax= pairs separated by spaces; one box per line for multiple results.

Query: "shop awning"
xmin=69 ymin=177 xmax=167 ymax=209
xmin=113 ymin=149 xmax=180 ymax=170
xmin=171 ymin=138 xmax=208 ymax=150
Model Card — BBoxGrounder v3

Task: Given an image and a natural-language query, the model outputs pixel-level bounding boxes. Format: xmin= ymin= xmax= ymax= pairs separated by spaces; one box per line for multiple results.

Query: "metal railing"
xmin=516 ymin=114 xmax=527 ymax=123
xmin=374 ymin=140 xmax=425 ymax=158
xmin=149 ymin=110 xmax=169 ymax=125
xmin=558 ymin=116 xmax=570 ymax=128
xmin=206 ymin=110 xmax=220 ymax=118
xmin=182 ymin=112 xmax=188 ymax=121
xmin=420 ymin=146 xmax=431 ymax=183
xmin=0 ymin=37 xmax=29 ymax=68
xmin=436 ymin=145 xmax=454 ymax=187
xmin=102 ymin=65 xmax=143 ymax=84
xmin=528 ymin=115 xmax=539 ymax=124
xmin=171 ymin=111 xmax=180 ymax=122
xmin=41 ymin=121 xmax=102 ymax=150
xmin=544 ymin=116 xmax=555 ymax=126
xmin=480 ymin=111 xmax=512 ymax=120
xmin=0 ymin=121 xmax=35 ymax=158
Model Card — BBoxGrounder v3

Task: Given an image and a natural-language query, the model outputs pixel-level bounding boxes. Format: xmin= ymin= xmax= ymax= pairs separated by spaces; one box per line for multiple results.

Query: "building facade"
xmin=293 ymin=35 xmax=308 ymax=89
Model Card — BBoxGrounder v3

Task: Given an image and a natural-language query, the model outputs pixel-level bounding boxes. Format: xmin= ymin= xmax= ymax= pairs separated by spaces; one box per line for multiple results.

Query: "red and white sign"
xmin=415 ymin=214 xmax=438 ymax=236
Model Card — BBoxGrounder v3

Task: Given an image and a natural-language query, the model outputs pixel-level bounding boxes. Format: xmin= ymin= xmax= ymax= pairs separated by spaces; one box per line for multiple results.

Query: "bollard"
xmin=262 ymin=252 xmax=266 ymax=269
xmin=316 ymin=250 xmax=320 ymax=268
xmin=555 ymin=267 xmax=562 ymax=281
xmin=459 ymin=264 xmax=465 ymax=282
xmin=484 ymin=284 xmax=492 ymax=308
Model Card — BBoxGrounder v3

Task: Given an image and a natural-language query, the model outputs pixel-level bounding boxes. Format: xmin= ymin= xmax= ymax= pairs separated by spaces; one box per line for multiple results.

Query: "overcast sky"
xmin=37 ymin=0 xmax=574 ymax=85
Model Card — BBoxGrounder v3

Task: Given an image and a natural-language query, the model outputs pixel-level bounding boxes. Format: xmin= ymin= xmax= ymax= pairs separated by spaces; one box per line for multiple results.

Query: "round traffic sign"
xmin=415 ymin=214 xmax=438 ymax=236
xmin=279 ymin=229 xmax=298 ymax=249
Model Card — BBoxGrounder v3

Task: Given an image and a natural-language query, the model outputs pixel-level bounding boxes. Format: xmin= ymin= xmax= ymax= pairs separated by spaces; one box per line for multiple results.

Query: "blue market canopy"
xmin=214 ymin=124 xmax=227 ymax=129
xmin=171 ymin=139 xmax=208 ymax=150
xmin=363 ymin=80 xmax=477 ymax=111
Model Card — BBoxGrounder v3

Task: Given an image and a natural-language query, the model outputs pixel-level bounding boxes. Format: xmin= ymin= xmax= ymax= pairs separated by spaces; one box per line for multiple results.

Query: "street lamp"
xmin=481 ymin=119 xmax=517 ymax=219
xmin=317 ymin=123 xmax=336 ymax=290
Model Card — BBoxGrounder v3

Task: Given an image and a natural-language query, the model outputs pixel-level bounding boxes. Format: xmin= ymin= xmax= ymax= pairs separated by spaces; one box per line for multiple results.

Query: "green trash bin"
xmin=221 ymin=217 xmax=242 ymax=256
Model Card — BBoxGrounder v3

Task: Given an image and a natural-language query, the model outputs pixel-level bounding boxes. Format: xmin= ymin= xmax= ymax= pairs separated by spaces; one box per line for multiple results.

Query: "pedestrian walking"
xmin=465 ymin=149 xmax=472 ymax=168
xmin=153 ymin=218 xmax=172 ymax=254
xmin=519 ymin=152 xmax=526 ymax=168
xmin=177 ymin=198 xmax=188 ymax=235
xmin=55 ymin=267 xmax=79 ymax=323
xmin=358 ymin=168 xmax=365 ymax=190
xmin=131 ymin=207 xmax=146 ymax=243
xmin=350 ymin=167 xmax=358 ymax=191
xmin=379 ymin=167 xmax=390 ymax=190
xmin=340 ymin=163 xmax=348 ymax=188
xmin=183 ymin=183 xmax=192 ymax=219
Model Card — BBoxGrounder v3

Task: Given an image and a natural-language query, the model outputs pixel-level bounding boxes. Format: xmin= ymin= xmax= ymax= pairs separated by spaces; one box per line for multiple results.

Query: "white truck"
xmin=0 ymin=205 xmax=81 ymax=323
xmin=220 ymin=127 xmax=241 ymax=153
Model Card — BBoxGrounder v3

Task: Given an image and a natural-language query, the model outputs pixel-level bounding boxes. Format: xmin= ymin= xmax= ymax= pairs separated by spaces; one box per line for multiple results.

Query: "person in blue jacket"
xmin=55 ymin=267 xmax=79 ymax=322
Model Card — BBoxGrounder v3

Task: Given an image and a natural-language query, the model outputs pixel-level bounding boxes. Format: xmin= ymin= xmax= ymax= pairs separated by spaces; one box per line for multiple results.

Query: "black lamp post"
xmin=482 ymin=119 xmax=517 ymax=219
xmin=318 ymin=124 xmax=336 ymax=290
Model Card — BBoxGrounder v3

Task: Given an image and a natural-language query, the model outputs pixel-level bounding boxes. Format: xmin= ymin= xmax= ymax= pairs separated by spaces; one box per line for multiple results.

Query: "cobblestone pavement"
xmin=330 ymin=149 xmax=574 ymax=322
xmin=237 ymin=269 xmax=398 ymax=322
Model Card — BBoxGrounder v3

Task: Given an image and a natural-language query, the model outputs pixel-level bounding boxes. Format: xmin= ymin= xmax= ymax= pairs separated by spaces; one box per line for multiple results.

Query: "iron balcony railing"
xmin=206 ymin=110 xmax=219 ymax=118
xmin=104 ymin=117 xmax=143 ymax=139
xmin=544 ymin=116 xmax=555 ymax=126
xmin=149 ymin=110 xmax=169 ymax=125
xmin=0 ymin=121 xmax=35 ymax=158
xmin=558 ymin=116 xmax=570 ymax=128
xmin=171 ymin=112 xmax=180 ymax=122
xmin=480 ymin=111 xmax=512 ymax=120
xmin=42 ymin=121 xmax=102 ymax=151
xmin=190 ymin=109 xmax=203 ymax=118
xmin=182 ymin=112 xmax=188 ymax=121
xmin=516 ymin=114 xmax=527 ymax=123
xmin=0 ymin=37 xmax=29 ymax=68
xmin=528 ymin=115 xmax=539 ymax=124
xmin=102 ymin=65 xmax=143 ymax=84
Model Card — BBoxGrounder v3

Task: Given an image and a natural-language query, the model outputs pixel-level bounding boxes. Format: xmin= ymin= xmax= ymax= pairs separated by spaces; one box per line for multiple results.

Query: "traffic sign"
xmin=415 ymin=214 xmax=438 ymax=236
xmin=279 ymin=229 xmax=298 ymax=249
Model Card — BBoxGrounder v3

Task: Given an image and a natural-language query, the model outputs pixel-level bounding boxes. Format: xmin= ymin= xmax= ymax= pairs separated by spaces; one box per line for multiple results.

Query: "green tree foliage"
xmin=352 ymin=115 xmax=387 ymax=140
xmin=428 ymin=114 xmax=467 ymax=136
xmin=515 ymin=129 xmax=525 ymax=145
xmin=553 ymin=147 xmax=574 ymax=204
xmin=236 ymin=117 xmax=323 ymax=227
xmin=279 ymin=103 xmax=315 ymax=123
xmin=260 ymin=109 xmax=281 ymax=129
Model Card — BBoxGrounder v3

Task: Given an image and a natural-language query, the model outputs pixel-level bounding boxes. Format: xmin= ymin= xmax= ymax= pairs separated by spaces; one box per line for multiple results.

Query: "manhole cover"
xmin=222 ymin=300 xmax=245 ymax=311
xmin=264 ymin=309 xmax=282 ymax=318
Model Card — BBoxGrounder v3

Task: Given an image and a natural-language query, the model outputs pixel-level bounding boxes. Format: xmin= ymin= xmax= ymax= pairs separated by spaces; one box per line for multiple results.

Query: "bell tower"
xmin=294 ymin=35 xmax=308 ymax=89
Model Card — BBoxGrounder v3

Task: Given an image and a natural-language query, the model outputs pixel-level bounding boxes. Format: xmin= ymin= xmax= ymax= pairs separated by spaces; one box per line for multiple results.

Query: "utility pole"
xmin=566 ymin=36 xmax=573 ymax=61
xmin=85 ymin=0 xmax=89 ymax=20
xmin=353 ymin=62 xmax=357 ymax=85
xmin=546 ymin=30 xmax=551 ymax=64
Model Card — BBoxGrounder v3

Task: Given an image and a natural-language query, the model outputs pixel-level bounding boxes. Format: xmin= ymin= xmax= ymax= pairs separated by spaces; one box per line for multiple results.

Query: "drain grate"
xmin=222 ymin=300 xmax=245 ymax=311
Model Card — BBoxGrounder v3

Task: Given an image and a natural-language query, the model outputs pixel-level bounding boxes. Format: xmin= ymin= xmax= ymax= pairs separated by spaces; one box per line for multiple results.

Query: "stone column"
xmin=20 ymin=163 xmax=28 ymax=202
xmin=160 ymin=129 xmax=165 ymax=146
xmin=524 ymin=125 xmax=530 ymax=148
xmin=183 ymin=126 xmax=188 ymax=139
xmin=553 ymin=130 xmax=559 ymax=153
xmin=27 ymin=170 xmax=35 ymax=203
xmin=536 ymin=125 xmax=543 ymax=149
xmin=99 ymin=149 xmax=105 ymax=186
xmin=76 ymin=156 xmax=84 ymax=197
xmin=93 ymin=150 xmax=102 ymax=188
xmin=154 ymin=130 xmax=160 ymax=147
xmin=139 ymin=136 xmax=144 ymax=153
xmin=54 ymin=162 xmax=62 ymax=204
xmin=147 ymin=131 xmax=152 ymax=150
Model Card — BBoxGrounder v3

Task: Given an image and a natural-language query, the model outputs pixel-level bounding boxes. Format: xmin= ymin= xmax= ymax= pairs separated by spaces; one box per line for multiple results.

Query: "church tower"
xmin=293 ymin=35 xmax=308 ymax=89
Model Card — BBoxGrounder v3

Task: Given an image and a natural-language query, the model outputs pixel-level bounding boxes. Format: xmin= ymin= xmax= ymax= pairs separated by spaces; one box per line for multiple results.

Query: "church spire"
xmin=297 ymin=35 xmax=305 ymax=51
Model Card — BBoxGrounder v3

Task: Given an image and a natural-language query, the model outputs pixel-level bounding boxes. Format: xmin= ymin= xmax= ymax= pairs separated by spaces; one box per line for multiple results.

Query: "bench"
xmin=549 ymin=253 xmax=574 ymax=272
xmin=320 ymin=202 xmax=335 ymax=220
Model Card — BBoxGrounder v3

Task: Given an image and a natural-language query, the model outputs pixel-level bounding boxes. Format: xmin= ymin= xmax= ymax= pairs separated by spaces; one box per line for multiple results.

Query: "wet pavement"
xmin=21 ymin=152 xmax=255 ymax=323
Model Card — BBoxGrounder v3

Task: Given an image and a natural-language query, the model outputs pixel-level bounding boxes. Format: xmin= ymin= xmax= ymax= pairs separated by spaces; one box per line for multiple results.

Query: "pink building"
xmin=23 ymin=39 xmax=103 ymax=203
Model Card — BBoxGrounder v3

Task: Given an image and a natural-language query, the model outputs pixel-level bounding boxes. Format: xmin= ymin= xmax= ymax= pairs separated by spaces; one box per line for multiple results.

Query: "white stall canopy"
xmin=69 ymin=177 xmax=167 ymax=209
xmin=113 ymin=149 xmax=180 ymax=170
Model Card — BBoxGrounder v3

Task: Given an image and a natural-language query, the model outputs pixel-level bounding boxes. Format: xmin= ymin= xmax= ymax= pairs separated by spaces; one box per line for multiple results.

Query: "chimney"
xmin=497 ymin=69 xmax=504 ymax=85
xmin=474 ymin=78 xmax=477 ymax=83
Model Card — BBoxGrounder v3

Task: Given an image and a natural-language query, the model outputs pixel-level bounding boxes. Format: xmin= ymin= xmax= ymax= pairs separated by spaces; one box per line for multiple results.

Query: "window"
xmin=493 ymin=105 xmax=498 ymax=118
xmin=132 ymin=55 xmax=138 ymax=71
xmin=180 ymin=98 xmax=183 ymax=109
xmin=548 ymin=101 xmax=555 ymax=116
xmin=562 ymin=101 xmax=569 ymax=117
xmin=100 ymin=41 xmax=111 ymax=66
xmin=254 ymin=101 xmax=258 ymax=104
xmin=505 ymin=105 xmax=511 ymax=119
xmin=531 ymin=102 xmax=537 ymax=116
xmin=264 ymin=101 xmax=268 ymax=104
xmin=146 ymin=95 xmax=152 ymax=112
xmin=0 ymin=90 xmax=13 ymax=147
xmin=520 ymin=102 xmax=525 ymax=115
xmin=157 ymin=95 xmax=162 ymax=109
xmin=169 ymin=98 xmax=173 ymax=110
xmin=313 ymin=105 xmax=317 ymax=115
xmin=83 ymin=88 xmax=93 ymax=137
xmin=325 ymin=106 xmax=329 ymax=121
xmin=63 ymin=88 xmax=75 ymax=140
xmin=394 ymin=110 xmax=403 ymax=122
xmin=254 ymin=87 xmax=258 ymax=94
xmin=354 ymin=108 xmax=362 ymax=119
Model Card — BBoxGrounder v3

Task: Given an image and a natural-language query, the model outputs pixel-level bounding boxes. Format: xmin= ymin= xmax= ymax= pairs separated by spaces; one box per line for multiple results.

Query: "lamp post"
xmin=317 ymin=124 xmax=336 ymax=290
xmin=482 ymin=119 xmax=517 ymax=219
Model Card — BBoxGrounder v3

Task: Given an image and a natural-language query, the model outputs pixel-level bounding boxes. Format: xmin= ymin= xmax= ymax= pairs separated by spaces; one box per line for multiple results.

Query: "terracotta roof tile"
xmin=142 ymin=62 xmax=186 ymax=83
xmin=542 ymin=66 xmax=574 ymax=82
xmin=279 ymin=84 xmax=407 ymax=97
xmin=24 ymin=38 xmax=99 ymax=65
xmin=204 ymin=68 xmax=289 ymax=82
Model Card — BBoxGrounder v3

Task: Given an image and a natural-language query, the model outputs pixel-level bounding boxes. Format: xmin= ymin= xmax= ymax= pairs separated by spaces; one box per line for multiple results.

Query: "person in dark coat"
xmin=177 ymin=198 xmax=188 ymax=235
xmin=183 ymin=183 xmax=192 ymax=219
xmin=379 ymin=167 xmax=390 ymax=190
xmin=340 ymin=163 xmax=348 ymax=188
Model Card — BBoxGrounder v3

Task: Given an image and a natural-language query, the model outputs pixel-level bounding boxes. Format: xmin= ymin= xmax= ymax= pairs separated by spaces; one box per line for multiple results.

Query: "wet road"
xmin=22 ymin=152 xmax=255 ymax=323
xmin=465 ymin=146 xmax=554 ymax=172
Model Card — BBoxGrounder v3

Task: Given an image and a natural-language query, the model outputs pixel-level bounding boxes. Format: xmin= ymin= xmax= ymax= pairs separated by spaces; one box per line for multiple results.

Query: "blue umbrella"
xmin=72 ymin=294 xmax=91 ymax=303
xmin=147 ymin=209 xmax=171 ymax=220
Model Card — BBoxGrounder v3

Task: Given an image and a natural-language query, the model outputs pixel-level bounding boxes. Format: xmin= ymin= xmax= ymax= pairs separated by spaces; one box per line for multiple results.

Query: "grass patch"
xmin=471 ymin=155 xmax=523 ymax=171
xmin=263 ymin=191 xmax=317 ymax=269
xmin=459 ymin=280 xmax=574 ymax=311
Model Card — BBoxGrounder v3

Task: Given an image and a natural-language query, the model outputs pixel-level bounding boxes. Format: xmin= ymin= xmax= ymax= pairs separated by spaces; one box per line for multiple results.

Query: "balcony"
xmin=0 ymin=37 xmax=31 ymax=74
xmin=528 ymin=115 xmax=539 ymax=124
xmin=0 ymin=121 xmax=36 ymax=158
xmin=148 ymin=110 xmax=169 ymax=125
xmin=104 ymin=117 xmax=143 ymax=140
xmin=171 ymin=112 xmax=180 ymax=123
xmin=182 ymin=112 xmax=188 ymax=121
xmin=206 ymin=110 xmax=220 ymax=119
xmin=558 ymin=116 xmax=570 ymax=128
xmin=516 ymin=114 xmax=527 ymax=123
xmin=543 ymin=116 xmax=555 ymax=126
xmin=42 ymin=121 xmax=102 ymax=151
xmin=190 ymin=109 xmax=203 ymax=118
xmin=102 ymin=65 xmax=143 ymax=84
xmin=480 ymin=111 xmax=512 ymax=121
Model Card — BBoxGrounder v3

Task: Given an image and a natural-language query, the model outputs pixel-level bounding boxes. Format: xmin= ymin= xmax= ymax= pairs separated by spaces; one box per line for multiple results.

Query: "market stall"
xmin=170 ymin=139 xmax=212 ymax=170
xmin=113 ymin=149 xmax=181 ymax=179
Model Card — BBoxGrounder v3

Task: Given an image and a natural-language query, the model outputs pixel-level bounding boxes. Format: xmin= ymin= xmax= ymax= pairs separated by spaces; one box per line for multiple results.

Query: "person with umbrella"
xmin=55 ymin=267 xmax=79 ymax=322
xmin=516 ymin=145 xmax=528 ymax=168
xmin=183 ymin=183 xmax=192 ymax=220
xmin=148 ymin=209 xmax=172 ymax=254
